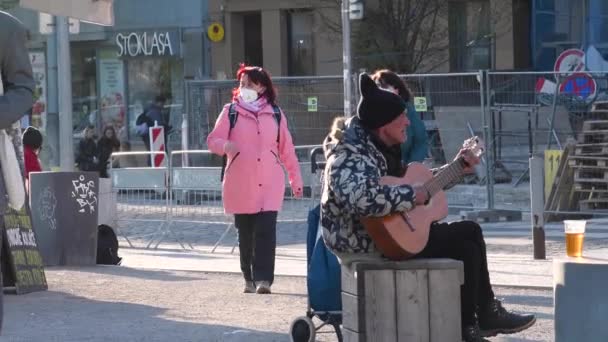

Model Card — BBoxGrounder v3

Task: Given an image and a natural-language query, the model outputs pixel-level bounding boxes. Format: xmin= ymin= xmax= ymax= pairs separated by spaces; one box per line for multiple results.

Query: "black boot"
xmin=462 ymin=321 xmax=491 ymax=342
xmin=478 ymin=298 xmax=536 ymax=337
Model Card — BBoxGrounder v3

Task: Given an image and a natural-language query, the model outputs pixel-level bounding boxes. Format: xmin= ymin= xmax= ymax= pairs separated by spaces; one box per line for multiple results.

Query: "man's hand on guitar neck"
xmin=455 ymin=148 xmax=481 ymax=174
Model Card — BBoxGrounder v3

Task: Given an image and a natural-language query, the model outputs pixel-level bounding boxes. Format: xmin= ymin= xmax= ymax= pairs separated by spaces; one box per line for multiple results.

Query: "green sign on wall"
xmin=0 ymin=0 xmax=19 ymax=10
xmin=307 ymin=97 xmax=318 ymax=112
xmin=414 ymin=97 xmax=428 ymax=112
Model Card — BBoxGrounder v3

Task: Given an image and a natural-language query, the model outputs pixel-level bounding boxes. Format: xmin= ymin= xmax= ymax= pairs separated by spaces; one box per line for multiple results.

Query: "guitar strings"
xmin=424 ymin=157 xmax=466 ymax=196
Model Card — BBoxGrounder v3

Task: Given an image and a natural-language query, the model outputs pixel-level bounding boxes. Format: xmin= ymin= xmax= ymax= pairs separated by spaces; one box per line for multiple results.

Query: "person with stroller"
xmin=97 ymin=125 xmax=120 ymax=178
xmin=207 ymin=64 xmax=303 ymax=294
xmin=76 ymin=125 xmax=98 ymax=172
xmin=320 ymin=73 xmax=535 ymax=342
xmin=371 ymin=69 xmax=429 ymax=164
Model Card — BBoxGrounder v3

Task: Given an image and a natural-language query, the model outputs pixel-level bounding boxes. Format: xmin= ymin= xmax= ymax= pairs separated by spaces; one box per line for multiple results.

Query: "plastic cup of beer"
xmin=564 ymin=220 xmax=586 ymax=257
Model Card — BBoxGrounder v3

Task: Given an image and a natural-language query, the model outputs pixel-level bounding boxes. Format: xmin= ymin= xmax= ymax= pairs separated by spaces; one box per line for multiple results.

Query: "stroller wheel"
xmin=289 ymin=316 xmax=315 ymax=342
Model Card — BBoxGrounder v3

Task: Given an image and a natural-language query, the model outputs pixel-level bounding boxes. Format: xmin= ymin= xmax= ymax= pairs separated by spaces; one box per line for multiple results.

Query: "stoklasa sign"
xmin=115 ymin=31 xmax=178 ymax=57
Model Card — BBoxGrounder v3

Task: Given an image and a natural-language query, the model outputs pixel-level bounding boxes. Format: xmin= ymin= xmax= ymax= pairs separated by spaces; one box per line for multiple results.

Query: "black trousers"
xmin=415 ymin=220 xmax=495 ymax=326
xmin=234 ymin=211 xmax=278 ymax=284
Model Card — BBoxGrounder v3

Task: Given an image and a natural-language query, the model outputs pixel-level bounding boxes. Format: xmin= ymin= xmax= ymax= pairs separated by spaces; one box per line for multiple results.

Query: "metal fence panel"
xmin=110 ymin=152 xmax=173 ymax=249
xmin=185 ymin=76 xmax=345 ymax=149
xmin=109 ymin=69 xmax=608 ymax=246
xmin=187 ymin=73 xmax=491 ymax=211
xmin=490 ymin=71 xmax=608 ymax=218
xmin=399 ymin=72 xmax=489 ymax=210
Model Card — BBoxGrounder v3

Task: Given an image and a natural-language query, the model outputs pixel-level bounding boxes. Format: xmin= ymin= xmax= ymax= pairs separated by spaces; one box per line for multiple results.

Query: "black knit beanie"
xmin=357 ymin=73 xmax=406 ymax=130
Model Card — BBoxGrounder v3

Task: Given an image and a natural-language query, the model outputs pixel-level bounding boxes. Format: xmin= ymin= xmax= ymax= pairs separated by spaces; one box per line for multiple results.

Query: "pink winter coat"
xmin=207 ymin=102 xmax=304 ymax=214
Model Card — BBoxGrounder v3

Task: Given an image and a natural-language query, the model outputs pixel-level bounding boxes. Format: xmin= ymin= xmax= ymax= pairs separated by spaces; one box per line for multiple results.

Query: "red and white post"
xmin=149 ymin=121 xmax=166 ymax=167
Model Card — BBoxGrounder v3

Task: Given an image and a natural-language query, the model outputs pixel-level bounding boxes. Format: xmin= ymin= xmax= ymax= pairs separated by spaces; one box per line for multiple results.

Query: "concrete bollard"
xmin=529 ymin=154 xmax=546 ymax=260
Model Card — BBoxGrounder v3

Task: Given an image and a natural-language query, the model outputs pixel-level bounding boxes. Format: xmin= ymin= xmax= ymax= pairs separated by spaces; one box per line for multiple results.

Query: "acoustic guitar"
xmin=361 ymin=137 xmax=485 ymax=260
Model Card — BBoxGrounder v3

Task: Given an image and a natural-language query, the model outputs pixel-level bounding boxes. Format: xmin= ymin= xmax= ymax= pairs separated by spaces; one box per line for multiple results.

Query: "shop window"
xmin=287 ymin=10 xmax=315 ymax=76
xmin=535 ymin=0 xmax=555 ymax=11
xmin=71 ymin=47 xmax=98 ymax=138
xmin=98 ymin=49 xmax=126 ymax=141
xmin=588 ymin=0 xmax=608 ymax=58
xmin=448 ymin=1 xmax=491 ymax=71
xmin=532 ymin=0 xmax=608 ymax=70
xmin=126 ymin=58 xmax=183 ymax=144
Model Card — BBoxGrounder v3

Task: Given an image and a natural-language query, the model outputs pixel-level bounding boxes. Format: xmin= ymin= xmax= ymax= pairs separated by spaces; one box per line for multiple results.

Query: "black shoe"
xmin=478 ymin=298 xmax=536 ymax=337
xmin=462 ymin=322 xmax=491 ymax=342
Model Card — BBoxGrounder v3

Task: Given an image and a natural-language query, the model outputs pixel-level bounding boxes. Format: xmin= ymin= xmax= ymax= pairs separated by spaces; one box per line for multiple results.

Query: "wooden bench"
xmin=341 ymin=258 xmax=464 ymax=342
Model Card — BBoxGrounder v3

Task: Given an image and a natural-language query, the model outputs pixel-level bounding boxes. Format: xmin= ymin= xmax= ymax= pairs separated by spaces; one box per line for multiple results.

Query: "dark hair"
xmin=103 ymin=125 xmax=116 ymax=138
xmin=101 ymin=125 xmax=120 ymax=147
xmin=371 ymin=69 xmax=413 ymax=102
xmin=22 ymin=126 xmax=43 ymax=150
xmin=232 ymin=63 xmax=277 ymax=105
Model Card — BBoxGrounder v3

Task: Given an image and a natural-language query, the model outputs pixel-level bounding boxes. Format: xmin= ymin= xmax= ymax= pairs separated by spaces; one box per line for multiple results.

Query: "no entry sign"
xmin=554 ymin=49 xmax=585 ymax=78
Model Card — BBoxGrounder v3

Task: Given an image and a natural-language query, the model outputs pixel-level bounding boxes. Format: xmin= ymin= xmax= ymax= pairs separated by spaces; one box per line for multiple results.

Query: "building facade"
xmin=207 ymin=0 xmax=608 ymax=77
xmin=9 ymin=0 xmax=209 ymax=167
xmin=206 ymin=0 xmax=533 ymax=78
xmin=532 ymin=0 xmax=608 ymax=71
xmin=206 ymin=0 xmax=343 ymax=79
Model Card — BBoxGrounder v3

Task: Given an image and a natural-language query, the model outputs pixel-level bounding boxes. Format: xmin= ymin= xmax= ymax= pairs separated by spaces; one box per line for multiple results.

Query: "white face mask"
xmin=239 ymin=87 xmax=259 ymax=103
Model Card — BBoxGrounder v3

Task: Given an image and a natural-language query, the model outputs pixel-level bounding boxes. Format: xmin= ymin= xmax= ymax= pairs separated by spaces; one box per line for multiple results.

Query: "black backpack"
xmin=220 ymin=103 xmax=282 ymax=181
xmin=135 ymin=111 xmax=153 ymax=136
xmin=97 ymin=225 xmax=122 ymax=265
xmin=135 ymin=110 xmax=149 ymax=125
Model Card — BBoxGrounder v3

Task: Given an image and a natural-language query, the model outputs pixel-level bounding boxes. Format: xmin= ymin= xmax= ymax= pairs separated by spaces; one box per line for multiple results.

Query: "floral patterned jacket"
xmin=320 ymin=117 xmax=417 ymax=254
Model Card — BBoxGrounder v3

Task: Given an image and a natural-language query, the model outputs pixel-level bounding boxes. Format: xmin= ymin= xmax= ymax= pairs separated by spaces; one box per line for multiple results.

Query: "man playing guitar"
xmin=320 ymin=73 xmax=535 ymax=342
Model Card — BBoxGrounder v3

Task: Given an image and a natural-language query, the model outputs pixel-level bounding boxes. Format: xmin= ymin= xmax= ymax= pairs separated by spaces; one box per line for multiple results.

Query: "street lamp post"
xmin=56 ymin=16 xmax=75 ymax=171
xmin=341 ymin=0 xmax=352 ymax=117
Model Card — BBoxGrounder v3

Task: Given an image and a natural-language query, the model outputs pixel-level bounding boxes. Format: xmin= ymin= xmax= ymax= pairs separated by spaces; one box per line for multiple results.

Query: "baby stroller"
xmin=289 ymin=148 xmax=343 ymax=342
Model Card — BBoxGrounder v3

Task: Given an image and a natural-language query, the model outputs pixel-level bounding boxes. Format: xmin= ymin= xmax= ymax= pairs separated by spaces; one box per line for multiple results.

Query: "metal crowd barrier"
xmin=109 ymin=146 xmax=325 ymax=251
xmin=167 ymin=150 xmax=233 ymax=252
xmin=109 ymin=151 xmax=187 ymax=249
xmin=279 ymin=145 xmax=324 ymax=222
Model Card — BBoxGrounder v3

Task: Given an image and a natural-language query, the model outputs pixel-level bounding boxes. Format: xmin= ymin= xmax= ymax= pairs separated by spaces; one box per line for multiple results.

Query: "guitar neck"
xmin=424 ymin=158 xmax=466 ymax=196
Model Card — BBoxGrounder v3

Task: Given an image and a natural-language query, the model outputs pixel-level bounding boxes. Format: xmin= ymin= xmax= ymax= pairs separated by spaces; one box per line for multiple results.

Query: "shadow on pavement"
xmin=3 ymin=291 xmax=289 ymax=342
xmin=46 ymin=265 xmax=202 ymax=282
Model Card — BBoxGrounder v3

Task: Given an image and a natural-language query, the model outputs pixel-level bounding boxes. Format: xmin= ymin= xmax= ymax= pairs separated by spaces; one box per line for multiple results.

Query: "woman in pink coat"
xmin=207 ymin=65 xmax=303 ymax=294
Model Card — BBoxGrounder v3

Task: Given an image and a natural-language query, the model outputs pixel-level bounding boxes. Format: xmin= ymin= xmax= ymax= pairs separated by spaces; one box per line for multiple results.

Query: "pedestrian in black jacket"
xmin=97 ymin=125 xmax=120 ymax=178
xmin=76 ymin=126 xmax=98 ymax=172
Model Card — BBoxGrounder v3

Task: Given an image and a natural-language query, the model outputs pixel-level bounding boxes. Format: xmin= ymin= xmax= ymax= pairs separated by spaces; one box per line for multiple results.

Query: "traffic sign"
xmin=559 ymin=73 xmax=597 ymax=101
xmin=554 ymin=49 xmax=585 ymax=78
